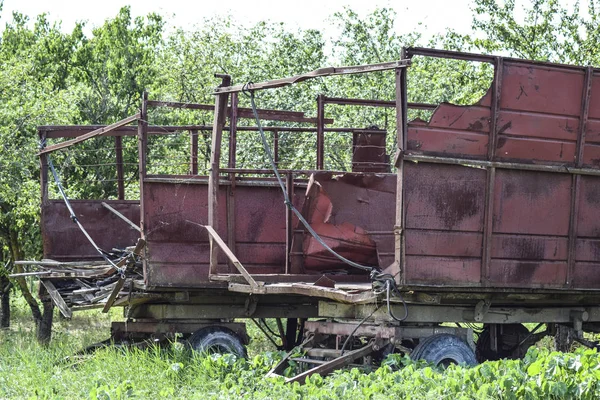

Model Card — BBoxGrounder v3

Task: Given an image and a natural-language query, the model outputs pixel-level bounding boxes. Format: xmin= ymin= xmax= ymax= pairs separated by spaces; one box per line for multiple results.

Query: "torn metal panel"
xmin=298 ymin=175 xmax=379 ymax=273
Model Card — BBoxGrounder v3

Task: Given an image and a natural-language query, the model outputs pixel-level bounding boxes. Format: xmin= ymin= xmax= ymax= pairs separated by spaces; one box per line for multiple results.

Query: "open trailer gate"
xmin=16 ymin=47 xmax=600 ymax=381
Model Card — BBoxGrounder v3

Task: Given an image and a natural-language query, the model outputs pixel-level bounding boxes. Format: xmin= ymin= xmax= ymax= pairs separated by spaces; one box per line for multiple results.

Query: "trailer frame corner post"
xmin=209 ymin=74 xmax=232 ymax=275
xmin=38 ymin=130 xmax=49 ymax=204
xmin=568 ymin=66 xmax=593 ymax=287
xmin=316 ymin=94 xmax=325 ymax=170
xmin=115 ymin=135 xmax=125 ymax=200
xmin=137 ymin=91 xmax=148 ymax=281
xmin=482 ymin=56 xmax=503 ymax=286
xmin=226 ymin=92 xmax=238 ymax=272
xmin=38 ymin=129 xmax=49 ymax=258
xmin=394 ymin=48 xmax=409 ymax=284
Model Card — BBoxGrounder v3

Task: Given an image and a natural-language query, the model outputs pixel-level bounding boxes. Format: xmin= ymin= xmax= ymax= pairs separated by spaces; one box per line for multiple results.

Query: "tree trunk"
xmin=0 ymin=277 xmax=11 ymax=328
xmin=37 ymin=284 xmax=54 ymax=345
xmin=9 ymin=229 xmax=43 ymax=325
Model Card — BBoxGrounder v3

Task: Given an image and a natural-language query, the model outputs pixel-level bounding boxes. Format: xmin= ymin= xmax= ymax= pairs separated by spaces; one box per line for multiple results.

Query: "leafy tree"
xmin=467 ymin=0 xmax=600 ymax=65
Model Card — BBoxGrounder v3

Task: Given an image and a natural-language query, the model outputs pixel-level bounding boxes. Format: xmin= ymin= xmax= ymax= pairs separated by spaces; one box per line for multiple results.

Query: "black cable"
xmin=240 ymin=85 xmax=409 ymax=323
xmin=340 ymin=305 xmax=382 ymax=355
xmin=46 ymin=154 xmax=125 ymax=277
xmin=241 ymin=87 xmax=373 ymax=273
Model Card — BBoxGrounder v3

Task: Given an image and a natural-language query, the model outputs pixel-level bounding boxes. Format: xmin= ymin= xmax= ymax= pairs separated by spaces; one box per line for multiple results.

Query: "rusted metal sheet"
xmin=492 ymin=170 xmax=571 ymax=235
xmin=315 ymin=173 xmax=396 ymax=269
xmin=299 ymin=176 xmax=378 ymax=272
xmin=142 ymin=179 xmax=306 ymax=287
xmin=404 ymin=163 xmax=486 ymax=232
xmin=499 ymin=63 xmax=583 ymax=117
xmin=42 ymin=200 xmax=140 ymax=261
xmin=351 ymin=130 xmax=388 ymax=172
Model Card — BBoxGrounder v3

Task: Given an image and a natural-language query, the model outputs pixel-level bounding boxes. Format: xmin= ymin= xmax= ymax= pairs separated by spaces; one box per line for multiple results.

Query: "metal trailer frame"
xmin=29 ymin=46 xmax=600 ymax=380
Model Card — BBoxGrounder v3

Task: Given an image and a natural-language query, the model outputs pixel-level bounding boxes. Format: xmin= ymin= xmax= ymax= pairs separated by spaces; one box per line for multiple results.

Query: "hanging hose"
xmin=241 ymin=84 xmax=408 ymax=322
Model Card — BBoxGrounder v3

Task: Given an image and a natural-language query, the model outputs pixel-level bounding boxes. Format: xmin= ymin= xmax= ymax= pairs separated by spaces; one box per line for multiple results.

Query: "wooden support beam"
xmin=204 ymin=225 xmax=259 ymax=289
xmin=208 ymin=75 xmax=231 ymax=274
xmin=40 ymin=279 xmax=72 ymax=318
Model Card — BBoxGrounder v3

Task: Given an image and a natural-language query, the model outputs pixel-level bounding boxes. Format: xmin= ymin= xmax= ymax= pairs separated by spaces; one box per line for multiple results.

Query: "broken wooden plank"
xmin=101 ymin=202 xmax=141 ymax=232
xmin=40 ymin=280 xmax=72 ymax=318
xmin=15 ymin=260 xmax=108 ymax=267
xmin=102 ymin=238 xmax=146 ymax=313
xmin=215 ymin=60 xmax=411 ymax=94
xmin=38 ymin=113 xmax=141 ymax=155
xmin=9 ymin=271 xmax=52 ymax=278
xmin=203 ymin=225 xmax=259 ymax=289
xmin=228 ymin=282 xmax=376 ymax=304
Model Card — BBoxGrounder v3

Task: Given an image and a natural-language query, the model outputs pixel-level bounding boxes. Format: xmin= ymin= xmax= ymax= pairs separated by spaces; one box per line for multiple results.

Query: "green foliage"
xmin=3 ymin=315 xmax=600 ymax=400
xmin=467 ymin=0 xmax=600 ymax=66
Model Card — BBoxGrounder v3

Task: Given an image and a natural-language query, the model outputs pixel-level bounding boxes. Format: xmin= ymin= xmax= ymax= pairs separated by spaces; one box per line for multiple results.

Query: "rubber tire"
xmin=411 ymin=334 xmax=477 ymax=367
xmin=187 ymin=326 xmax=247 ymax=359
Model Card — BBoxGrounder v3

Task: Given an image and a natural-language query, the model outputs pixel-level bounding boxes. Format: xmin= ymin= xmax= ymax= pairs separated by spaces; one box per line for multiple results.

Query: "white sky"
xmin=0 ymin=0 xmax=476 ymax=40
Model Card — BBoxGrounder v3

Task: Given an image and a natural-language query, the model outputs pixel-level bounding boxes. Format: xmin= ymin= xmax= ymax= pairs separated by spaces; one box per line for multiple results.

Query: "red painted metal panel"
xmin=404 ymin=163 xmax=486 ymax=232
xmin=488 ymin=260 xmax=567 ymax=287
xmin=576 ymin=175 xmax=600 ymax=237
xmin=496 ymin=111 xmax=578 ymax=141
xmin=404 ymin=256 xmax=481 ymax=285
xmin=581 ymin=143 xmax=600 ymax=167
xmin=575 ymin=239 xmax=600 ymax=262
xmin=493 ymin=170 xmax=571 ymax=236
xmin=500 ymin=63 xmax=584 ymax=117
xmin=582 ymin=119 xmax=600 ymax=144
xmin=405 ymin=231 xmax=482 ymax=257
xmin=586 ymin=74 xmax=600 ymax=119
xmin=233 ymin=186 xmax=288 ymax=243
xmin=495 ymin=136 xmax=576 ymax=163
xmin=571 ymin=263 xmax=600 ymax=288
xmin=407 ymin=127 xmax=488 ymax=158
xmin=42 ymin=200 xmax=140 ymax=261
xmin=491 ymin=234 xmax=567 ymax=261
xmin=427 ymin=104 xmax=491 ymax=132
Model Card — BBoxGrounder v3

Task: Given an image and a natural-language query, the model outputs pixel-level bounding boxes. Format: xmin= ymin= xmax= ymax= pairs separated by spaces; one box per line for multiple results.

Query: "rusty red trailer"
xmin=24 ymin=47 xmax=600 ymax=380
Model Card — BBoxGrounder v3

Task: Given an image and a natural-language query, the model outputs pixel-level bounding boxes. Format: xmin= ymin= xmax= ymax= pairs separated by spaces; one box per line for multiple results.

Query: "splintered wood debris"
xmin=12 ymin=239 xmax=145 ymax=315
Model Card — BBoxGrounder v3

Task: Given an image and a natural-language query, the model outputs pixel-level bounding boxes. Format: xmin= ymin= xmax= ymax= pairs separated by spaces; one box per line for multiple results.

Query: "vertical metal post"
xmin=273 ymin=130 xmax=279 ymax=167
xmin=209 ymin=74 xmax=231 ymax=274
xmin=38 ymin=130 xmax=48 ymax=204
xmin=228 ymin=92 xmax=238 ymax=171
xmin=137 ymin=91 xmax=148 ymax=282
xmin=190 ymin=130 xmax=198 ymax=175
xmin=316 ymin=94 xmax=325 ymax=169
xmin=115 ymin=136 xmax=125 ymax=200
xmin=137 ymin=91 xmax=148 ymax=237
xmin=227 ymin=91 xmax=238 ymax=273
xmin=482 ymin=57 xmax=503 ymax=286
xmin=394 ymin=49 xmax=408 ymax=284
xmin=567 ymin=66 xmax=593 ymax=287
xmin=285 ymin=172 xmax=294 ymax=274
xmin=38 ymin=130 xmax=49 ymax=257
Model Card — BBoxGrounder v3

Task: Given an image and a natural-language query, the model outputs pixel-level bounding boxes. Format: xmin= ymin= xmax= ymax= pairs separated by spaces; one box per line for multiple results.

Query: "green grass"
xmin=3 ymin=300 xmax=600 ymax=399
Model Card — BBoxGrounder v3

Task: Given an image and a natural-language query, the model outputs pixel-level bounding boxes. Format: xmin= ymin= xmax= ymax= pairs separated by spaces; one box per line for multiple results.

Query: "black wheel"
xmin=411 ymin=334 xmax=477 ymax=367
xmin=187 ymin=326 xmax=247 ymax=359
xmin=476 ymin=324 xmax=530 ymax=362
